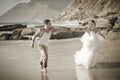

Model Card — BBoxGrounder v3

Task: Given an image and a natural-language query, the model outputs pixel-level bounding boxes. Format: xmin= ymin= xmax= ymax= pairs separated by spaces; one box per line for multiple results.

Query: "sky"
xmin=0 ymin=0 xmax=31 ymax=16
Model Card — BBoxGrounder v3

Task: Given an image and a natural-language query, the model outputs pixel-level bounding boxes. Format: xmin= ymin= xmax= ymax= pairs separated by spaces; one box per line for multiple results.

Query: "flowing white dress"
xmin=74 ymin=31 xmax=101 ymax=69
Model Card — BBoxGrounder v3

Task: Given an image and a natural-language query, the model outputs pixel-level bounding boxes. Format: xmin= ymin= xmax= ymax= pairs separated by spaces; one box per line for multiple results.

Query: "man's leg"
xmin=38 ymin=45 xmax=48 ymax=69
xmin=42 ymin=45 xmax=48 ymax=68
xmin=38 ymin=45 xmax=44 ymax=70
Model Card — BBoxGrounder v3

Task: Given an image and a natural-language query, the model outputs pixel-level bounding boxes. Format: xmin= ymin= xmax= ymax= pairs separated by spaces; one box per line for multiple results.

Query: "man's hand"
xmin=30 ymin=42 xmax=34 ymax=48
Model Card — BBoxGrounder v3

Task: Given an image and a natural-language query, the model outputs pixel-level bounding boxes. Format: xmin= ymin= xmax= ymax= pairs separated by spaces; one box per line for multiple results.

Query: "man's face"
xmin=47 ymin=21 xmax=51 ymax=28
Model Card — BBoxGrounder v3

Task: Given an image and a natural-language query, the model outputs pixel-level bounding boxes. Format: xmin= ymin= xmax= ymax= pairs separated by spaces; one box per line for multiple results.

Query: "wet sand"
xmin=0 ymin=38 xmax=120 ymax=80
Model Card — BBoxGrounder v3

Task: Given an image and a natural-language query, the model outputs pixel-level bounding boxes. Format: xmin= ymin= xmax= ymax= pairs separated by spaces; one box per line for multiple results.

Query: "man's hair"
xmin=44 ymin=19 xmax=50 ymax=24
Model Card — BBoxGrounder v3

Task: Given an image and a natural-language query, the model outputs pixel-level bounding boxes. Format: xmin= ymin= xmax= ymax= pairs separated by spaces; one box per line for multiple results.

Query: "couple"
xmin=31 ymin=19 xmax=105 ymax=71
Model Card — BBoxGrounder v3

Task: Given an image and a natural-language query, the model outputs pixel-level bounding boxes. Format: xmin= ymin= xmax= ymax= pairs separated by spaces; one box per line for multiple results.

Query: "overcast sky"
xmin=0 ymin=0 xmax=31 ymax=16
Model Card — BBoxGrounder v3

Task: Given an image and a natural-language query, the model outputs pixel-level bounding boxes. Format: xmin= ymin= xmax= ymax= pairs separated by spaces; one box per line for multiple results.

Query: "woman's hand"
xmin=99 ymin=31 xmax=105 ymax=39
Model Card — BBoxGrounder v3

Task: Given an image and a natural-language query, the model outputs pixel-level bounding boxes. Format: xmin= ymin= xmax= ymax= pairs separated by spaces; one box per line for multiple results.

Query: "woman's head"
xmin=88 ymin=20 xmax=96 ymax=29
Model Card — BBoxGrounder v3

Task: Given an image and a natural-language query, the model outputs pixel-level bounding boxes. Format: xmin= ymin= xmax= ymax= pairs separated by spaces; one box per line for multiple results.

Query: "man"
xmin=31 ymin=19 xmax=70 ymax=71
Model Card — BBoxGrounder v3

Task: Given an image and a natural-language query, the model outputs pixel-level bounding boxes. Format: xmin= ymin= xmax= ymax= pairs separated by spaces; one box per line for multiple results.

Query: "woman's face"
xmin=88 ymin=21 xmax=96 ymax=29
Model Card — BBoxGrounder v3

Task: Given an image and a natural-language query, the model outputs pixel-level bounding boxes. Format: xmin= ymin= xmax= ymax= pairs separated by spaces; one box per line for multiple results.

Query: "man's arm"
xmin=30 ymin=29 xmax=40 ymax=48
xmin=51 ymin=27 xmax=71 ymax=33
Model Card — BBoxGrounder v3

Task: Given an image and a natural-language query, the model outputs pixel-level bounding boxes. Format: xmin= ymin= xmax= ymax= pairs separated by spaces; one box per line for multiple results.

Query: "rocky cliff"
xmin=56 ymin=0 xmax=120 ymax=22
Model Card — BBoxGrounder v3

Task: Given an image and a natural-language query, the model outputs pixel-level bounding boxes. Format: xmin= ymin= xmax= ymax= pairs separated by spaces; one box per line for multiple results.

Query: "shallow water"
xmin=0 ymin=38 xmax=120 ymax=80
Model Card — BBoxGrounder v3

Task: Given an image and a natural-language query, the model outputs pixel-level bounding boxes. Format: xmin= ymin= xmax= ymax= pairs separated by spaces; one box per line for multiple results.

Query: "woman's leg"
xmin=38 ymin=44 xmax=48 ymax=69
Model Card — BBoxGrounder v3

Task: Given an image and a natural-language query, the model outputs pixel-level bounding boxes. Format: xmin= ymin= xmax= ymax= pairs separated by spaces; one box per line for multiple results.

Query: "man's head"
xmin=44 ymin=19 xmax=51 ymax=28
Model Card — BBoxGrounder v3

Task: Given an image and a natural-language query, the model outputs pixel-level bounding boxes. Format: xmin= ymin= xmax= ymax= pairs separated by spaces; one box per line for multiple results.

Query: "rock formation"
xmin=56 ymin=0 xmax=120 ymax=21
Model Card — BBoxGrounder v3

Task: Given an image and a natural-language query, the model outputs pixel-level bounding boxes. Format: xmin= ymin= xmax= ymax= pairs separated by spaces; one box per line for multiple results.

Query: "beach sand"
xmin=0 ymin=38 xmax=120 ymax=80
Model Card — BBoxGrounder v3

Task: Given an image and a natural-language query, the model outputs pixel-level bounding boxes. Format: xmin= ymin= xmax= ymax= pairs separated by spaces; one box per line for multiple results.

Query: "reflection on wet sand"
xmin=75 ymin=66 xmax=98 ymax=80
xmin=75 ymin=62 xmax=120 ymax=80
xmin=40 ymin=70 xmax=49 ymax=80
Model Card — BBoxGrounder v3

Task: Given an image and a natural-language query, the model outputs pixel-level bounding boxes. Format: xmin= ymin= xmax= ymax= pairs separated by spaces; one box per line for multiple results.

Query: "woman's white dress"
xmin=74 ymin=31 xmax=102 ymax=69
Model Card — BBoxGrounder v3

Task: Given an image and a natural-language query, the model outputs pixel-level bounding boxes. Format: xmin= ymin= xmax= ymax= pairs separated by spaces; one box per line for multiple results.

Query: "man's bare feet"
xmin=40 ymin=62 xmax=44 ymax=71
xmin=44 ymin=62 xmax=47 ymax=68
xmin=43 ymin=68 xmax=47 ymax=73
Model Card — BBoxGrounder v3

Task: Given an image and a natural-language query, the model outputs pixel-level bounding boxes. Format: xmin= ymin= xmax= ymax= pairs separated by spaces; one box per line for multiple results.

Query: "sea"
xmin=0 ymin=20 xmax=79 ymax=28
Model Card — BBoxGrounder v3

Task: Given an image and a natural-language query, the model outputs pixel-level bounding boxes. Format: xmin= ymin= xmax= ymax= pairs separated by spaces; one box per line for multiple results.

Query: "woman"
xmin=74 ymin=20 xmax=105 ymax=69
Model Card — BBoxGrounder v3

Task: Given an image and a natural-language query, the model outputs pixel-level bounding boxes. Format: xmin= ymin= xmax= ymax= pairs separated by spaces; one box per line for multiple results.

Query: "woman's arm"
xmin=98 ymin=31 xmax=105 ymax=39
xmin=71 ymin=27 xmax=91 ymax=32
